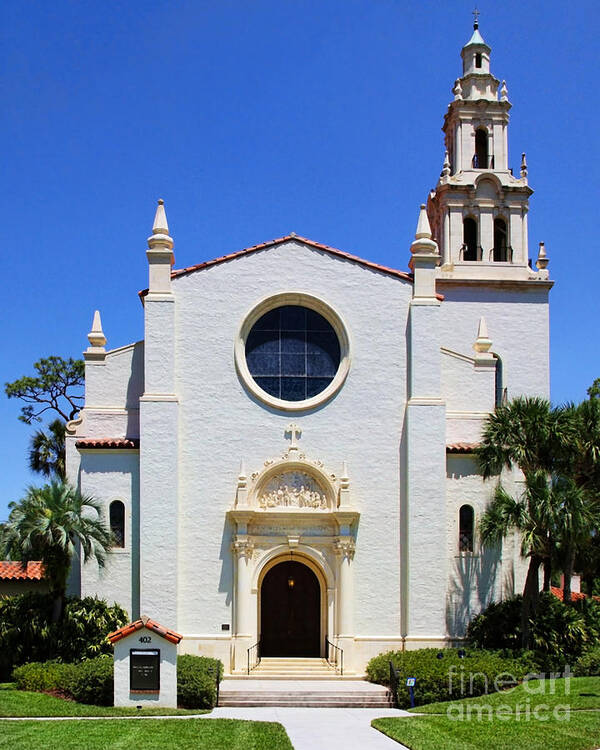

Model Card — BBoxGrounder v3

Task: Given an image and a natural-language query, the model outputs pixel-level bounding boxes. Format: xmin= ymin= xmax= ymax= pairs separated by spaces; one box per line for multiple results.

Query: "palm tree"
xmin=479 ymin=471 xmax=554 ymax=646
xmin=477 ymin=396 xmax=579 ymax=601
xmin=476 ymin=396 xmax=573 ymax=480
xmin=28 ymin=419 xmax=66 ymax=480
xmin=0 ymin=482 xmax=112 ymax=622
xmin=550 ymin=475 xmax=600 ymax=604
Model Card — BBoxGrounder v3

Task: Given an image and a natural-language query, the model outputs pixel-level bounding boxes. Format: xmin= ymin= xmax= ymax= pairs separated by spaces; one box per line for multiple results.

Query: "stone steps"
xmin=218 ymin=675 xmax=394 ymax=708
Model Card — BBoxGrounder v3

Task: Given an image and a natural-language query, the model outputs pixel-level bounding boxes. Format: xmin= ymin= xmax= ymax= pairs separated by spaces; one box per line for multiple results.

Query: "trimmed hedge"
xmin=69 ymin=655 xmax=113 ymax=706
xmin=177 ymin=655 xmax=222 ymax=709
xmin=13 ymin=661 xmax=77 ymax=695
xmin=367 ymin=648 xmax=539 ymax=708
xmin=12 ymin=653 xmax=224 ymax=708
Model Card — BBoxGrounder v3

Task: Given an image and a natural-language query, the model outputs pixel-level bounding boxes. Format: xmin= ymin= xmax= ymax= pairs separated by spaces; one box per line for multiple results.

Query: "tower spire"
xmin=424 ymin=26 xmax=539 ymax=283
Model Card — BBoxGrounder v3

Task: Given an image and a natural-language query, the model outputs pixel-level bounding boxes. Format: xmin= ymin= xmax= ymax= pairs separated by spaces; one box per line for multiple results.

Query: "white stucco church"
xmin=66 ymin=23 xmax=552 ymax=675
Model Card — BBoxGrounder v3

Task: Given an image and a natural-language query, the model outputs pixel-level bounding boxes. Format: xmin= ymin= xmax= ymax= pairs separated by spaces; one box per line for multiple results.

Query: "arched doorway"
xmin=260 ymin=560 xmax=321 ymax=657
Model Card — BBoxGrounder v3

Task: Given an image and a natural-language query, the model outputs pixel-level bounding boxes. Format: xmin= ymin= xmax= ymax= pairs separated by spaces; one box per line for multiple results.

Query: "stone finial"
xmin=442 ymin=150 xmax=451 ymax=178
xmin=453 ymin=79 xmax=463 ymax=101
xmin=473 ymin=316 xmax=492 ymax=353
xmin=536 ymin=242 xmax=549 ymax=278
xmin=153 ymin=198 xmax=169 ymax=235
xmin=147 ymin=198 xmax=174 ymax=252
xmin=410 ymin=205 xmax=438 ymax=256
xmin=520 ymin=152 xmax=528 ymax=179
xmin=500 ymin=80 xmax=509 ymax=102
xmin=87 ymin=310 xmax=106 ymax=349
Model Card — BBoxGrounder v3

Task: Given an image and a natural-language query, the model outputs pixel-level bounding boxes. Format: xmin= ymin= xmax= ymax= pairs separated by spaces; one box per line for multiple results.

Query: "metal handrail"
xmin=247 ymin=638 xmax=261 ymax=675
xmin=389 ymin=661 xmax=400 ymax=708
xmin=325 ymin=635 xmax=344 ymax=676
xmin=208 ymin=662 xmax=221 ymax=707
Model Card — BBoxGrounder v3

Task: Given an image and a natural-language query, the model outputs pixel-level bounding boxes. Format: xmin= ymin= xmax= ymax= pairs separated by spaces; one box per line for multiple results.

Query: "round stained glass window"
xmin=245 ymin=305 xmax=341 ymax=402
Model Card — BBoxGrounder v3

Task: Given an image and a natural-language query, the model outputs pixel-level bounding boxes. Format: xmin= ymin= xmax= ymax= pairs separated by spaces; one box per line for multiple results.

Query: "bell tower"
xmin=427 ymin=17 xmax=547 ymax=281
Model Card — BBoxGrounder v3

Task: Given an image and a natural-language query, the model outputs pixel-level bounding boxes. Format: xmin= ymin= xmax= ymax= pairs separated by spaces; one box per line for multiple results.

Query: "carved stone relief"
xmin=258 ymin=471 xmax=328 ymax=510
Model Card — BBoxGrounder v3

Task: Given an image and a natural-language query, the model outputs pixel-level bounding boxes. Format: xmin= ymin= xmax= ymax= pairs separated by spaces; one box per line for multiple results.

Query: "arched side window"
xmin=110 ymin=501 xmax=125 ymax=549
xmin=493 ymin=218 xmax=508 ymax=262
xmin=474 ymin=129 xmax=488 ymax=169
xmin=463 ymin=217 xmax=478 ymax=261
xmin=459 ymin=505 xmax=475 ymax=553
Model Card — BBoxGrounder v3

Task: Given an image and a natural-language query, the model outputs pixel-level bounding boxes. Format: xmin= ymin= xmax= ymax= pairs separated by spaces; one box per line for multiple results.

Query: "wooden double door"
xmin=260 ymin=560 xmax=321 ymax=657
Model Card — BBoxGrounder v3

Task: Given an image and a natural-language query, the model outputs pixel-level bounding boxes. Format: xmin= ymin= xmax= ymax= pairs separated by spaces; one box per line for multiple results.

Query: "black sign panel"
xmin=130 ymin=649 xmax=160 ymax=692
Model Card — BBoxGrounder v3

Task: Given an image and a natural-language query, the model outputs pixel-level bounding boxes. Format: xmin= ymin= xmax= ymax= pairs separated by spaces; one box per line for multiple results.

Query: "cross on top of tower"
xmin=472 ymin=7 xmax=480 ymax=28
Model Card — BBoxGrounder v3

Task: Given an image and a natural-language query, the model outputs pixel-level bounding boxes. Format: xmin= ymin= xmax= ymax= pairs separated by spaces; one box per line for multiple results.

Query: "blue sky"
xmin=2 ymin=0 xmax=599 ymax=520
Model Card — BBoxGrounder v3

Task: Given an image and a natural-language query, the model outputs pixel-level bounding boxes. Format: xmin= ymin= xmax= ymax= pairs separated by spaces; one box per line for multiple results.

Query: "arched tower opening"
xmin=474 ymin=129 xmax=488 ymax=169
xmin=463 ymin=217 xmax=478 ymax=260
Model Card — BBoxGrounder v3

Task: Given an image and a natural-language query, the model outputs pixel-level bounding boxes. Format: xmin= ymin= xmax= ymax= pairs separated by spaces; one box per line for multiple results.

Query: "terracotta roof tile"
xmin=447 ymin=442 xmax=480 ymax=453
xmin=139 ymin=234 xmax=444 ymax=301
xmin=108 ymin=615 xmax=183 ymax=645
xmin=76 ymin=438 xmax=140 ymax=450
xmin=0 ymin=561 xmax=45 ymax=580
xmin=551 ymin=586 xmax=600 ymax=603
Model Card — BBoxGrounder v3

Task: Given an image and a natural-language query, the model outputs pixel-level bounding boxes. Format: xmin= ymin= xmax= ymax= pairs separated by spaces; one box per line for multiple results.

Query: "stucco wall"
xmin=438 ymin=284 xmax=550 ymax=402
xmin=173 ymin=241 xmax=412 ymax=639
xmin=79 ymin=450 xmax=140 ymax=619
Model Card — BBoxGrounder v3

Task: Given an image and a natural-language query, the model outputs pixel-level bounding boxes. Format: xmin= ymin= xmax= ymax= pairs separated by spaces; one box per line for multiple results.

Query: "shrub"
xmin=177 ymin=654 xmax=223 ymax=709
xmin=12 ymin=661 xmax=77 ymax=695
xmin=0 ymin=593 xmax=127 ymax=679
xmin=574 ymin=646 xmax=600 ymax=677
xmin=466 ymin=596 xmax=523 ymax=650
xmin=366 ymin=648 xmax=538 ymax=708
xmin=467 ymin=593 xmax=594 ymax=672
xmin=69 ymin=656 xmax=113 ymax=706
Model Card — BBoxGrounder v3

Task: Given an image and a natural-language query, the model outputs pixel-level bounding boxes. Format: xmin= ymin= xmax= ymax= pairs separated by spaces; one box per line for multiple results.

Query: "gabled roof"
xmin=108 ymin=615 xmax=183 ymax=645
xmin=139 ymin=234 xmax=417 ymax=300
xmin=171 ymin=234 xmax=414 ymax=282
xmin=0 ymin=561 xmax=44 ymax=580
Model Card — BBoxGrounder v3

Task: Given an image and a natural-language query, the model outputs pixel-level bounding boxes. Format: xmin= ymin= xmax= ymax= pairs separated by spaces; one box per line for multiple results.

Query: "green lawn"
xmin=373 ymin=677 xmax=600 ymax=750
xmin=0 ymin=684 xmax=204 ymax=717
xmin=413 ymin=676 xmax=600 ymax=714
xmin=0 ymin=718 xmax=293 ymax=750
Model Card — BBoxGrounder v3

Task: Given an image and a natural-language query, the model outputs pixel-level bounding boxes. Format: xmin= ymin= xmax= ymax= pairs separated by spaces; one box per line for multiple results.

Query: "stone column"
xmin=233 ymin=536 xmax=254 ymax=638
xmin=335 ymin=537 xmax=355 ymax=637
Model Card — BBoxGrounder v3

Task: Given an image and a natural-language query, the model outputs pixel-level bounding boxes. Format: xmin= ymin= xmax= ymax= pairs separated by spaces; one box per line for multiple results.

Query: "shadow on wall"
xmin=218 ymin=518 xmax=233 ymax=608
xmin=445 ymin=546 xmax=500 ymax=638
xmin=126 ymin=342 xmax=145 ymax=436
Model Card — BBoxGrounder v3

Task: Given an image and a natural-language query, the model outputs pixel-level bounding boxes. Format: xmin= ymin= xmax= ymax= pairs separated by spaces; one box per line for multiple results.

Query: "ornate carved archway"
xmin=227 ymin=427 xmax=359 ymax=672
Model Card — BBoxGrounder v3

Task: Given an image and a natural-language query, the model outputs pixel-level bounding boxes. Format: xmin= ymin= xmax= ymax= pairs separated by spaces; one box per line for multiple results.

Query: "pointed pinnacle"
xmin=473 ymin=316 xmax=492 ymax=353
xmin=152 ymin=198 xmax=169 ymax=235
xmin=87 ymin=310 xmax=106 ymax=348
xmin=415 ymin=204 xmax=432 ymax=240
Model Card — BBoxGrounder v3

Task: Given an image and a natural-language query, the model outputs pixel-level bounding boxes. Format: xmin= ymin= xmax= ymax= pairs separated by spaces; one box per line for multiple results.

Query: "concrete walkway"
xmin=204 ymin=706 xmax=412 ymax=749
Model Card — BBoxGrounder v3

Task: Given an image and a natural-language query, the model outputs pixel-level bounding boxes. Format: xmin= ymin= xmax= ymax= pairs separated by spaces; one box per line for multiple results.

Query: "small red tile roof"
xmin=76 ymin=438 xmax=140 ymax=450
xmin=447 ymin=442 xmax=480 ymax=453
xmin=551 ymin=587 xmax=600 ymax=603
xmin=139 ymin=234 xmax=443 ymax=300
xmin=0 ymin=561 xmax=44 ymax=580
xmin=108 ymin=615 xmax=183 ymax=645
